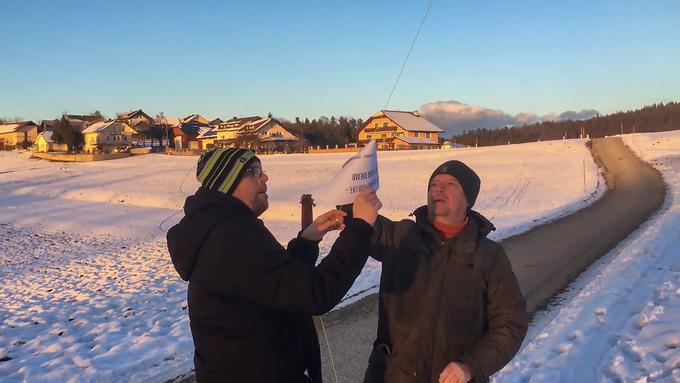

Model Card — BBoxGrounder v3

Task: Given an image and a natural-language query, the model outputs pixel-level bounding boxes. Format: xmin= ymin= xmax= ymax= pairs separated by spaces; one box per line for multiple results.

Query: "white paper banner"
xmin=325 ymin=140 xmax=380 ymax=205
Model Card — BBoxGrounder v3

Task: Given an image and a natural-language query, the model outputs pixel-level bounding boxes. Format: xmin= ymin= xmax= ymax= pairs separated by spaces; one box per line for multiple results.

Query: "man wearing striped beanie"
xmin=167 ymin=147 xmax=382 ymax=382
xmin=195 ymin=147 xmax=269 ymax=216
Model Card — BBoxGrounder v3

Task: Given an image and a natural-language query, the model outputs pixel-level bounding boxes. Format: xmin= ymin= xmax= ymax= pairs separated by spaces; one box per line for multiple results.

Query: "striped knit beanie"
xmin=196 ymin=148 xmax=259 ymax=195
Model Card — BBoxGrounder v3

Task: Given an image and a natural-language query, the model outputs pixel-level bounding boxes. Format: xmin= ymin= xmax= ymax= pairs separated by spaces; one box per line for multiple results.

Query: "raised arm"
xmin=224 ymin=188 xmax=382 ymax=315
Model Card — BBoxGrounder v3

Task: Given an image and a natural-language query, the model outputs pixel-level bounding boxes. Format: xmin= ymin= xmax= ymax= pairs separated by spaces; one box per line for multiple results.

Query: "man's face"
xmin=231 ymin=162 xmax=269 ymax=217
xmin=427 ymin=174 xmax=468 ymax=224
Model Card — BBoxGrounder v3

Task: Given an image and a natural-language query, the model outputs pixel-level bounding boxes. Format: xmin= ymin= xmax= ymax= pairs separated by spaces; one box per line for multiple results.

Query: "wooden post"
xmin=583 ymin=159 xmax=586 ymax=192
xmin=300 ymin=194 xmax=315 ymax=230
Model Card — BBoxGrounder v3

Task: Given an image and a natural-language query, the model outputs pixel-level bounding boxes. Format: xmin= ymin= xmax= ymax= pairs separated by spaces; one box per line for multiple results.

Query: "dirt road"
xmin=316 ymin=137 xmax=666 ymax=383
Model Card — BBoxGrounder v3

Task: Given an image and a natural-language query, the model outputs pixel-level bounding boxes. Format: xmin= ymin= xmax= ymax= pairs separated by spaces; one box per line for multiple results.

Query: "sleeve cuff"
xmin=345 ymin=217 xmax=375 ymax=238
xmin=296 ymin=231 xmax=323 ymax=244
xmin=459 ymin=356 xmax=486 ymax=383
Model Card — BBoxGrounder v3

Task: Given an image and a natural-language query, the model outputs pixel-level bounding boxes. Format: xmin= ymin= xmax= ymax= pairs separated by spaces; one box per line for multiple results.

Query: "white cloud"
xmin=418 ymin=100 xmax=599 ymax=137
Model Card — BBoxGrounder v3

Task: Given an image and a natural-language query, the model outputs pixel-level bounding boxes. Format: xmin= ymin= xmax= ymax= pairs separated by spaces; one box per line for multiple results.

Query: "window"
xmin=366 ymin=134 xmax=372 ymax=139
xmin=374 ymin=123 xmax=378 ymax=128
xmin=383 ymin=122 xmax=388 ymax=127
xmin=381 ymin=134 xmax=387 ymax=138
xmin=395 ymin=132 xmax=404 ymax=137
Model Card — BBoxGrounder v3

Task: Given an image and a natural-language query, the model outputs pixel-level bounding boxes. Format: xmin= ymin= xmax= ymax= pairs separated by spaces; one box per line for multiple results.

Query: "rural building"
xmin=81 ymin=121 xmax=137 ymax=153
xmin=117 ymin=109 xmax=155 ymax=127
xmin=358 ymin=110 xmax=442 ymax=150
xmin=34 ymin=131 xmax=68 ymax=153
xmin=0 ymin=121 xmax=39 ymax=149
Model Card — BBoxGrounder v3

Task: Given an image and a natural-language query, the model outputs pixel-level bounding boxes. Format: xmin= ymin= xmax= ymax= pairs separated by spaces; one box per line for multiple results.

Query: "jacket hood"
xmin=166 ymin=187 xmax=253 ymax=281
xmin=412 ymin=205 xmax=496 ymax=240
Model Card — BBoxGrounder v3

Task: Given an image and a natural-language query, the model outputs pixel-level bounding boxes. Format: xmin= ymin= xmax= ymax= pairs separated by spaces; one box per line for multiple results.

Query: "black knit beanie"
xmin=428 ymin=160 xmax=481 ymax=208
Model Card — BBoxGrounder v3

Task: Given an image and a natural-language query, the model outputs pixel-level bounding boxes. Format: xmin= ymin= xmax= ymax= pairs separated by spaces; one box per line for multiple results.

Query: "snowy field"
xmin=0 ymin=140 xmax=603 ymax=382
xmin=494 ymin=131 xmax=680 ymax=383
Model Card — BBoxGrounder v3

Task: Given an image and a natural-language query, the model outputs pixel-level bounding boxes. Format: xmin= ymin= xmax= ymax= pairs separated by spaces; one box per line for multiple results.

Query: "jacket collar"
xmin=190 ymin=186 xmax=256 ymax=219
xmin=412 ymin=206 xmax=496 ymax=252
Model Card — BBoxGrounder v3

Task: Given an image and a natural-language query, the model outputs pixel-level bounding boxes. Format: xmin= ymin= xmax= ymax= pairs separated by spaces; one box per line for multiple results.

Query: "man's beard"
xmin=252 ymin=194 xmax=269 ymax=217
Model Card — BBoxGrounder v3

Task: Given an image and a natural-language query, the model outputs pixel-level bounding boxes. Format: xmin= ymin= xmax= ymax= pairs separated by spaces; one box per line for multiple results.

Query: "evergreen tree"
xmin=52 ymin=116 xmax=84 ymax=152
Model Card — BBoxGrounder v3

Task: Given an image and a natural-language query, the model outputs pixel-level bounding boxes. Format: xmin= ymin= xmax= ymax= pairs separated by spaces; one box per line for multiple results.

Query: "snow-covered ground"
xmin=1 ymin=139 xmax=603 ymax=382
xmin=494 ymin=131 xmax=680 ymax=383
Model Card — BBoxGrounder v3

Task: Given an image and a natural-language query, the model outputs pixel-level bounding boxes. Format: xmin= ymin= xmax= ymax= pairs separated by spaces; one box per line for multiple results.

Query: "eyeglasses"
xmin=244 ymin=167 xmax=267 ymax=178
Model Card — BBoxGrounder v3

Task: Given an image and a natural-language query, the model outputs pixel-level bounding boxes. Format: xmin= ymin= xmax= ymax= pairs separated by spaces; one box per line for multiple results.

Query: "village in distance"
xmin=0 ymin=108 xmax=455 ymax=162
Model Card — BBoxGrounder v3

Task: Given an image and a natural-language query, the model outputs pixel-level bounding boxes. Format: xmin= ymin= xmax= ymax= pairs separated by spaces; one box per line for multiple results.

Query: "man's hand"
xmin=438 ymin=362 xmax=472 ymax=383
xmin=352 ymin=188 xmax=382 ymax=226
xmin=301 ymin=210 xmax=347 ymax=241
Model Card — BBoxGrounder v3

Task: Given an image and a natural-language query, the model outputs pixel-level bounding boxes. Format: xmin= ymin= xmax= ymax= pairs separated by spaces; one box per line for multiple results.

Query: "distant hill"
xmin=451 ymin=102 xmax=680 ymax=147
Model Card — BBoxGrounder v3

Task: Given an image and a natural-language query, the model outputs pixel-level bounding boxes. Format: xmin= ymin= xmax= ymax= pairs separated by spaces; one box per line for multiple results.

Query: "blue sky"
xmin=1 ymin=0 xmax=679 ymax=123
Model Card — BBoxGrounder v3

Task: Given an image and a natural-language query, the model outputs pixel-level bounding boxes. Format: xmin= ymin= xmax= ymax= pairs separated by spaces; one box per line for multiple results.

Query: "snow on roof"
xmin=117 ymin=109 xmax=143 ymax=119
xmin=182 ymin=114 xmax=209 ymax=124
xmin=81 ymin=121 xmax=136 ymax=134
xmin=217 ymin=116 xmax=263 ymax=131
xmin=39 ymin=130 xmax=55 ymax=142
xmin=393 ymin=136 xmax=440 ymax=145
xmin=81 ymin=121 xmax=116 ymax=133
xmin=382 ymin=110 xmax=443 ymax=133
xmin=196 ymin=127 xmax=216 ymax=138
xmin=244 ymin=117 xmax=270 ymax=127
xmin=0 ymin=121 xmax=36 ymax=134
xmin=240 ymin=118 xmax=273 ymax=133
xmin=159 ymin=117 xmax=181 ymax=126
xmin=0 ymin=123 xmax=22 ymax=134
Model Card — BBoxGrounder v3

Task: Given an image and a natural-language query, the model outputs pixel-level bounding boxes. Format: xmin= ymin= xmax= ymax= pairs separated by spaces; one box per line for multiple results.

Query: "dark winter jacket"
xmin=364 ymin=207 xmax=527 ymax=383
xmin=167 ymin=187 xmax=374 ymax=383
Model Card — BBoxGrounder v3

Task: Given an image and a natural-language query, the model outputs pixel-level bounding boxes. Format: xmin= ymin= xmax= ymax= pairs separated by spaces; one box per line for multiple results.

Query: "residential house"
xmin=0 ymin=121 xmax=39 ymax=149
xmin=117 ymin=109 xmax=154 ymax=127
xmin=41 ymin=118 xmax=92 ymax=133
xmin=81 ymin=121 xmax=137 ymax=153
xmin=153 ymin=116 xmax=181 ymax=147
xmin=39 ymin=119 xmax=59 ymax=132
xmin=169 ymin=114 xmax=212 ymax=150
xmin=196 ymin=127 xmax=218 ymax=150
xmin=181 ymin=114 xmax=210 ymax=125
xmin=34 ymin=131 xmax=68 ymax=153
xmin=357 ymin=110 xmax=443 ymax=150
xmin=238 ymin=117 xmax=301 ymax=152
xmin=65 ymin=114 xmax=105 ymax=124
xmin=38 ymin=118 xmax=93 ymax=152
xmin=214 ymin=116 xmax=262 ymax=148
xmin=441 ymin=140 xmax=465 ymax=150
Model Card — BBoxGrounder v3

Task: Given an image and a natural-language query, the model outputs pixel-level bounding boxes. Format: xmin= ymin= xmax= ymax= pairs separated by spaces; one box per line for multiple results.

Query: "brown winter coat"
xmin=364 ymin=207 xmax=528 ymax=383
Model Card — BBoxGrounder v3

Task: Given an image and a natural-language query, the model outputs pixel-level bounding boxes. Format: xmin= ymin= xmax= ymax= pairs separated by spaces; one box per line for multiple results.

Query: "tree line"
xmin=451 ymin=102 xmax=680 ymax=147
xmin=280 ymin=116 xmax=363 ymax=147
